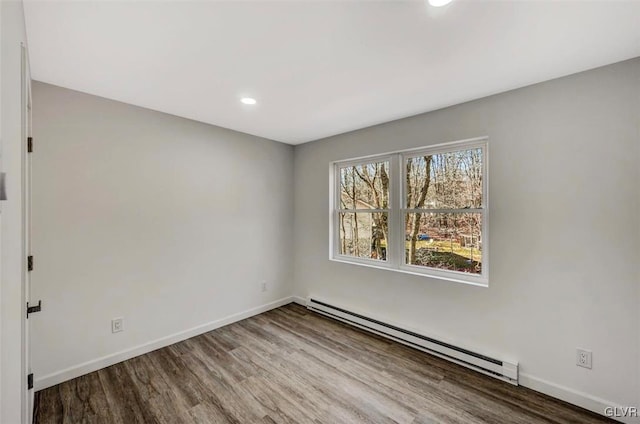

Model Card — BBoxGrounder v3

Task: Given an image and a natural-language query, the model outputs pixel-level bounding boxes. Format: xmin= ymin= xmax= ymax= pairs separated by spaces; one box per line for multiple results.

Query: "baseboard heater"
xmin=306 ymin=298 xmax=518 ymax=385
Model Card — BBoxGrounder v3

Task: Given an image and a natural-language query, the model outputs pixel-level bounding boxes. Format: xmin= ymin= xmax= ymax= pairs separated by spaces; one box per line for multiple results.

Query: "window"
xmin=331 ymin=138 xmax=487 ymax=286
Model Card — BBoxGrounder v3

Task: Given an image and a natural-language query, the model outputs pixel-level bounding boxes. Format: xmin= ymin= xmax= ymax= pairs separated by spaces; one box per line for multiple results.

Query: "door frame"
xmin=21 ymin=41 xmax=34 ymax=424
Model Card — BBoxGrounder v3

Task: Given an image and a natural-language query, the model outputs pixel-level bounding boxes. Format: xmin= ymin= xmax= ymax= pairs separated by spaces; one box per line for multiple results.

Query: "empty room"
xmin=1 ymin=0 xmax=639 ymax=423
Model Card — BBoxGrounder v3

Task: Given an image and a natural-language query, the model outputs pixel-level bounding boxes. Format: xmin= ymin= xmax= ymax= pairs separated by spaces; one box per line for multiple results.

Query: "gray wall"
xmin=293 ymin=58 xmax=640 ymax=411
xmin=30 ymin=82 xmax=294 ymax=386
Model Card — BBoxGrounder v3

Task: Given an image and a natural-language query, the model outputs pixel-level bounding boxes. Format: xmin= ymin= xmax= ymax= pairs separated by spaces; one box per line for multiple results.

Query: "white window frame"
xmin=330 ymin=137 xmax=488 ymax=287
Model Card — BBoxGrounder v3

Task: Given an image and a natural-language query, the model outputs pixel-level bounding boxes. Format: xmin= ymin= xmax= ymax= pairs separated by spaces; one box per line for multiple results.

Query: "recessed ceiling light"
xmin=241 ymin=97 xmax=257 ymax=105
xmin=428 ymin=0 xmax=453 ymax=6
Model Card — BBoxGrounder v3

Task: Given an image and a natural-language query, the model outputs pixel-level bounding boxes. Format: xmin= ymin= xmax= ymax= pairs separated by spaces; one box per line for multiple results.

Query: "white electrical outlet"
xmin=576 ymin=348 xmax=592 ymax=369
xmin=112 ymin=317 xmax=124 ymax=333
xmin=260 ymin=280 xmax=267 ymax=292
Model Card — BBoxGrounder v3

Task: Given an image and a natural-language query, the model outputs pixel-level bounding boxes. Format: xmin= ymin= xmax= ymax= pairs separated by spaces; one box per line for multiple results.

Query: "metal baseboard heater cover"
xmin=307 ymin=298 xmax=518 ymax=385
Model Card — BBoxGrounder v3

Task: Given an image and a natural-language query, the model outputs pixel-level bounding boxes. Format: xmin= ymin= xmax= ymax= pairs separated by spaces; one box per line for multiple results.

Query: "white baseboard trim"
xmin=290 ymin=295 xmax=306 ymax=305
xmin=519 ymin=373 xmax=629 ymax=424
xmin=34 ymin=296 xmax=296 ymax=391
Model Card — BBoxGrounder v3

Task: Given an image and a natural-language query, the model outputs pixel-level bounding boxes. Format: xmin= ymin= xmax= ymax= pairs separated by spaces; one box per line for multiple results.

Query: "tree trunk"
xmin=354 ymin=164 xmax=390 ymax=259
xmin=340 ymin=213 xmax=346 ymax=254
xmin=409 ymin=156 xmax=433 ymax=264
xmin=352 ymin=167 xmax=360 ymax=256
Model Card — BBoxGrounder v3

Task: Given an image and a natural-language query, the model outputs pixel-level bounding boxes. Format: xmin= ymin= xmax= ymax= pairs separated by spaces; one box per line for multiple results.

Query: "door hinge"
xmin=26 ymin=300 xmax=42 ymax=318
xmin=27 ymin=373 xmax=34 ymax=390
xmin=27 ymin=255 xmax=33 ymax=271
xmin=27 ymin=137 xmax=33 ymax=153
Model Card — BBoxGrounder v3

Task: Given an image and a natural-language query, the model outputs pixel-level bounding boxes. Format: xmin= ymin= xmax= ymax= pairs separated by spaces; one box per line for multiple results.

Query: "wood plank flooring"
xmin=35 ymin=303 xmax=614 ymax=424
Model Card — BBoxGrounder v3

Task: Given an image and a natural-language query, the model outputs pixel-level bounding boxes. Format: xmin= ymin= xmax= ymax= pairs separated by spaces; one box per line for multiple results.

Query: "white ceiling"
xmin=24 ymin=0 xmax=640 ymax=145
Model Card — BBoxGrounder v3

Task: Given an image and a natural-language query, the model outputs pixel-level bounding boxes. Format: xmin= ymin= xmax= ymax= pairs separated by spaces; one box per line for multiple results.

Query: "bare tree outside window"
xmin=332 ymin=139 xmax=487 ymax=284
xmin=405 ymin=148 xmax=483 ymax=275
xmin=338 ymin=161 xmax=389 ymax=261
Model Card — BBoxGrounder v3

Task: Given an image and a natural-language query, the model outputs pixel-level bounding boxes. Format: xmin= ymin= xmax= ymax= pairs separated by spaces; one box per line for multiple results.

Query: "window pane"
xmin=405 ymin=148 xmax=483 ymax=209
xmin=405 ymin=213 xmax=482 ymax=274
xmin=339 ymin=161 xmax=390 ymax=210
xmin=338 ymin=212 xmax=388 ymax=261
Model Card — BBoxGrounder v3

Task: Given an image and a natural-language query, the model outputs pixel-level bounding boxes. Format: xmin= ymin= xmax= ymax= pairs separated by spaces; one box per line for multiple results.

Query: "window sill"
xmin=329 ymin=257 xmax=488 ymax=288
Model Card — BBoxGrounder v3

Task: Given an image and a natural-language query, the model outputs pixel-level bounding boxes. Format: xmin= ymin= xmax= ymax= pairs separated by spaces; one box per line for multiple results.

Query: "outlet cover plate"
xmin=576 ymin=348 xmax=592 ymax=369
xmin=112 ymin=317 xmax=124 ymax=333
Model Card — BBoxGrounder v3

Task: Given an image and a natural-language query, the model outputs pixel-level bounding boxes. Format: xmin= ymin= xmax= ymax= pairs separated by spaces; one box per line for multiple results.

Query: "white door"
xmin=21 ymin=42 xmax=35 ymax=424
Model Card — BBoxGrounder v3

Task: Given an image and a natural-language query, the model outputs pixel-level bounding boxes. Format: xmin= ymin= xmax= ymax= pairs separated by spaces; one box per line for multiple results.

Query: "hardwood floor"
xmin=35 ymin=303 xmax=613 ymax=424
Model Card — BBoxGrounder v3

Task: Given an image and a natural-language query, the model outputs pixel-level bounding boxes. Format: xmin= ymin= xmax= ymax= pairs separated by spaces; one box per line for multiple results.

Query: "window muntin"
xmin=331 ymin=139 xmax=487 ymax=285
